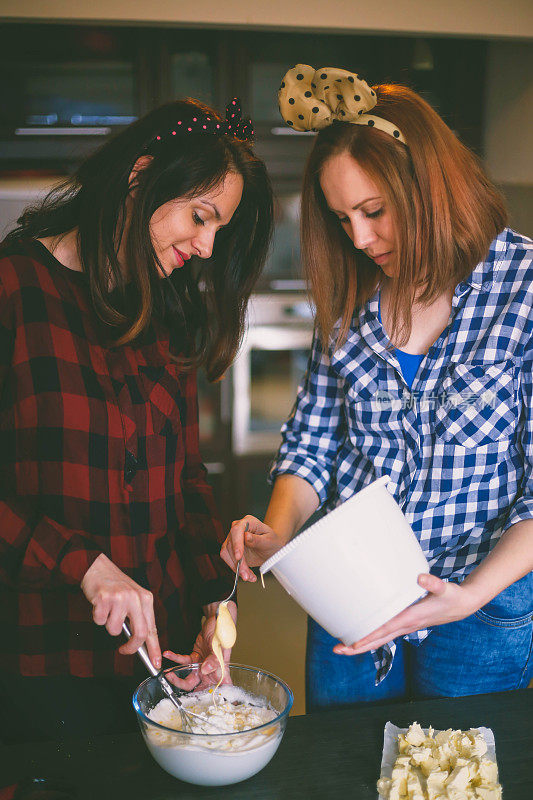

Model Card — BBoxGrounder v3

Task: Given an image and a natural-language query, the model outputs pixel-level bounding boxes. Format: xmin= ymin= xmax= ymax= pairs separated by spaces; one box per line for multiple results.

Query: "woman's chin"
xmin=157 ymin=263 xmax=174 ymax=278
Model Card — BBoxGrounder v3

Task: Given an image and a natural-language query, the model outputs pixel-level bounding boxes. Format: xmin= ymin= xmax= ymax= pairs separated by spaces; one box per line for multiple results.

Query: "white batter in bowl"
xmin=133 ymin=663 xmax=293 ymax=786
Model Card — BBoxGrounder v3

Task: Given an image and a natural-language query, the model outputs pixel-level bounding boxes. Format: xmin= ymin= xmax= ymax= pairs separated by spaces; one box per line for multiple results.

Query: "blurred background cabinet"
xmin=0 ymin=22 xmax=530 ymax=531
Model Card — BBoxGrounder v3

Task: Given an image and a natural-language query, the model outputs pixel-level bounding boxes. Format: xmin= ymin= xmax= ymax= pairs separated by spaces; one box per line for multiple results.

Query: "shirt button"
xmin=124 ymin=450 xmax=138 ymax=483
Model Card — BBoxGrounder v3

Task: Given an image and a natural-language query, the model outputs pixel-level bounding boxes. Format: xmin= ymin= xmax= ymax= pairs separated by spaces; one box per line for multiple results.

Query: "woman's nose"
xmin=192 ymin=228 xmax=216 ymax=259
xmin=350 ymin=218 xmax=377 ymax=251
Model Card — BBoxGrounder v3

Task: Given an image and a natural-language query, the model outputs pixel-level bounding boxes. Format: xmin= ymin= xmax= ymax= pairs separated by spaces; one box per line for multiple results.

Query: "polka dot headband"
xmin=146 ymin=97 xmax=254 ymax=151
xmin=278 ymin=64 xmax=406 ymax=144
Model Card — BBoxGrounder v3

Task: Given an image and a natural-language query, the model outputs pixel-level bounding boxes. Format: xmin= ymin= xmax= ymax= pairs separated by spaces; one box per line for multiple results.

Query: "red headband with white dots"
xmin=148 ymin=97 xmax=254 ymax=149
xmin=278 ymin=65 xmax=406 ymax=144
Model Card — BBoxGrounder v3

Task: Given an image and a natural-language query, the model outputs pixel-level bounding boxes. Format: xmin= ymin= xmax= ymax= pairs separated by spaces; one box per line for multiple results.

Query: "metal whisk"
xmin=122 ymin=621 xmax=209 ymax=733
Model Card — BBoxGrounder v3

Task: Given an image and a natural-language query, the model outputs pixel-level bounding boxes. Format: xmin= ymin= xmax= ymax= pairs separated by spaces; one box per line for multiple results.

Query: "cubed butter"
xmin=420 ymin=756 xmax=438 ymax=777
xmin=446 ymin=765 xmax=470 ymax=791
xmin=427 ymin=769 xmax=448 ymax=799
xmin=478 ymin=759 xmax=498 ymax=784
xmin=377 ymin=724 xmax=500 ymax=800
xmin=406 ymin=722 xmax=427 ymax=747
xmin=475 ymin=784 xmax=502 ymax=800
xmin=391 ymin=764 xmax=409 ymax=795
xmin=406 ymin=769 xmax=425 ymax=800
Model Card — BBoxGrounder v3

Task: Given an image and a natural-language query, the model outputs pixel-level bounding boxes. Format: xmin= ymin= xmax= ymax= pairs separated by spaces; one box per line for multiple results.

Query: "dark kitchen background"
xmin=0 ymin=20 xmax=531 ymax=714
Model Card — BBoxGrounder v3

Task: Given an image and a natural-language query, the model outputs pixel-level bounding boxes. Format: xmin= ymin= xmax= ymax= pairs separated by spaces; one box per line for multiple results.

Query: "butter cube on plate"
xmin=406 ymin=768 xmax=425 ymax=800
xmin=390 ymin=763 xmax=409 ymax=795
xmin=405 ymin=722 xmax=427 ymax=747
xmin=474 ymin=784 xmax=502 ymax=800
xmin=426 ymin=768 xmax=447 ymax=798
xmin=434 ymin=729 xmax=453 ymax=747
xmin=420 ymin=756 xmax=438 ymax=777
xmin=477 ymin=759 xmax=498 ymax=784
xmin=446 ymin=764 xmax=471 ymax=792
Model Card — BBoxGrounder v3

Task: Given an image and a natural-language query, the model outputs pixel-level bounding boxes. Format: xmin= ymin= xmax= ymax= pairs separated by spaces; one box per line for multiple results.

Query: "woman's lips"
xmin=371 ymin=251 xmax=392 ymax=265
xmin=172 ymin=246 xmax=186 ymax=267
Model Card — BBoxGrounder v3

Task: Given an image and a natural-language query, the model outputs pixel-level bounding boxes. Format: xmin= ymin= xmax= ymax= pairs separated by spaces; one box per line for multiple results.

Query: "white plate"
xmin=377 ymin=722 xmax=497 ymax=800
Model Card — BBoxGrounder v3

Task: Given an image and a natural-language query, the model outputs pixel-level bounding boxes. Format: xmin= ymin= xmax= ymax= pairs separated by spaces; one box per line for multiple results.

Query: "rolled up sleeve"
xmin=0 ymin=501 xmax=103 ymax=588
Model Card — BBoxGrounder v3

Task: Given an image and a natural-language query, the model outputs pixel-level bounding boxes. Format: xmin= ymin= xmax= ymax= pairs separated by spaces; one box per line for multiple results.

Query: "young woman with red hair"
xmin=222 ymin=65 xmax=533 ymax=710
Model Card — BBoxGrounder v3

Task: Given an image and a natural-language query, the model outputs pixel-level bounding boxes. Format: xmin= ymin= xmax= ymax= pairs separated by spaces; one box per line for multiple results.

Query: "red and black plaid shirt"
xmin=0 ymin=238 xmax=234 ymax=677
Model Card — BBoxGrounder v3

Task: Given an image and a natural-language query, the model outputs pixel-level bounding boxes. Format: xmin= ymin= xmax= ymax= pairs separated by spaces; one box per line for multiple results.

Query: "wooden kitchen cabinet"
xmin=0 ymin=23 xmax=488 ymax=171
xmin=0 ymin=21 xmax=489 ymax=521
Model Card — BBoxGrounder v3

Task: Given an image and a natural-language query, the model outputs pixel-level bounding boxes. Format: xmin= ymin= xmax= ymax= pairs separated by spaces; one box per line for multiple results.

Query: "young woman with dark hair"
xmin=0 ymin=97 xmax=273 ymax=741
xmin=222 ymin=66 xmax=533 ymax=711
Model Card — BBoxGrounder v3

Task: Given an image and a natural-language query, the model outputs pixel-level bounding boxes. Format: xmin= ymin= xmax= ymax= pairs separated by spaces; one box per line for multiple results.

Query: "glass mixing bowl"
xmin=133 ymin=663 xmax=293 ymax=787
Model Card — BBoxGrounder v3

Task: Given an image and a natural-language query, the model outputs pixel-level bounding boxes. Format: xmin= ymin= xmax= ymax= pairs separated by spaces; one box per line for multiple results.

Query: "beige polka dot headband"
xmin=278 ymin=64 xmax=406 ymax=145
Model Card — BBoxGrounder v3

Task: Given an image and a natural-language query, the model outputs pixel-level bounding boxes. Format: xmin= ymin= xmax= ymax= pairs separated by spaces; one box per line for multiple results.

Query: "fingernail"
xmin=155 ymin=657 xmax=161 ymax=669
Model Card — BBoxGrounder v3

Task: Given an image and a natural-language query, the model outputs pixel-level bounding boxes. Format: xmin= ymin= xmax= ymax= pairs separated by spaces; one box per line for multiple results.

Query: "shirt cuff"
xmin=269 ymin=457 xmax=330 ymax=507
xmin=502 ymin=495 xmax=533 ymax=533
xmin=26 ymin=515 xmax=103 ymax=586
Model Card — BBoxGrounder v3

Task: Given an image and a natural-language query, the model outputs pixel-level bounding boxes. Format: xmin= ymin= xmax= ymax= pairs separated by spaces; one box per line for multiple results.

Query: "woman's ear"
xmin=128 ymin=155 xmax=153 ymax=193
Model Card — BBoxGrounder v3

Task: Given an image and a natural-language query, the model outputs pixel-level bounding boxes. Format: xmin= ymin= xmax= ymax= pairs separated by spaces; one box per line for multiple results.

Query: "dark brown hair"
xmin=301 ymin=84 xmax=508 ymax=349
xmin=5 ymin=99 xmax=273 ymax=380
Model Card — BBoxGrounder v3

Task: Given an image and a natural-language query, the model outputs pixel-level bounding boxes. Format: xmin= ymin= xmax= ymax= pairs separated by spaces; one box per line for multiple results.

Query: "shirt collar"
xmin=333 ymin=228 xmax=512 ymax=362
xmin=460 ymin=227 xmax=512 ymax=293
xmin=331 ymin=285 xmax=397 ymax=371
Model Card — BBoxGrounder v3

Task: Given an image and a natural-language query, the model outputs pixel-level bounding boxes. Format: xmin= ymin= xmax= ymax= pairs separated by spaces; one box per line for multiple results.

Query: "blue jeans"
xmin=306 ymin=572 xmax=533 ymax=712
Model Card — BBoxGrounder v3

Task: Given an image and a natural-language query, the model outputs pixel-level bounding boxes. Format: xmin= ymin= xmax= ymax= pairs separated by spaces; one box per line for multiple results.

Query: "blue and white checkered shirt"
xmin=270 ymin=228 xmax=533 ymax=683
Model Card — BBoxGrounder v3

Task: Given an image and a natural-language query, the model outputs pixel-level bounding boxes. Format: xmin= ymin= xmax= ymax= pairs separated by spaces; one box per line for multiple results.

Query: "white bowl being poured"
xmin=260 ymin=475 xmax=429 ymax=644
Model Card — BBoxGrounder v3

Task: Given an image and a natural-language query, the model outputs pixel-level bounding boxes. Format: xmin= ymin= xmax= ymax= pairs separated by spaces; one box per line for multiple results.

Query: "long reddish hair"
xmin=301 ymin=84 xmax=508 ymax=349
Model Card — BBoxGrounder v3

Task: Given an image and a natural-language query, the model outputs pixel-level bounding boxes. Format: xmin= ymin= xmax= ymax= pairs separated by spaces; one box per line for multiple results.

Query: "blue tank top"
xmin=378 ymin=295 xmax=424 ymax=389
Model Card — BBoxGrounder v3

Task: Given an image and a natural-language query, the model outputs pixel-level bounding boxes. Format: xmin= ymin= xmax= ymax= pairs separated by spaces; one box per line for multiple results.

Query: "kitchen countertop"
xmin=1 ymin=689 xmax=531 ymax=799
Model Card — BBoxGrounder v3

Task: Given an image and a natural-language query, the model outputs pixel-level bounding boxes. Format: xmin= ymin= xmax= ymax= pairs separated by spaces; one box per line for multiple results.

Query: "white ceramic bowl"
xmin=260 ymin=476 xmax=429 ymax=644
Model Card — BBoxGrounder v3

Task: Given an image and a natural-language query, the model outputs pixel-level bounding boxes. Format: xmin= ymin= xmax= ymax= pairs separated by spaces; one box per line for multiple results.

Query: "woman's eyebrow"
xmin=328 ymin=196 xmax=382 ymax=214
xmin=198 ymin=200 xmax=221 ymax=220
